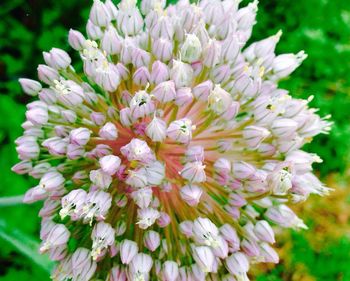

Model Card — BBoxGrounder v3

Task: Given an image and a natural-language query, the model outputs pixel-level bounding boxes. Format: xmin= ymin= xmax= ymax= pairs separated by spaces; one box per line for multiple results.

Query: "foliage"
xmin=0 ymin=0 xmax=349 ymax=280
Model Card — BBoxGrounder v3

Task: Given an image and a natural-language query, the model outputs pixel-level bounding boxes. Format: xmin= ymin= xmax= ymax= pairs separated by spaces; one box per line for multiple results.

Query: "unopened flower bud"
xmin=19 ymin=78 xmax=42 ymax=96
xmin=70 ymin=127 xmax=91 ymax=146
xmin=37 ymin=65 xmax=60 ymax=85
xmin=144 ymin=230 xmax=161 ymax=251
xmin=180 ymin=184 xmax=203 ymax=206
xmin=68 ymin=29 xmax=86 ymax=51
xmin=181 ymin=34 xmax=202 ymax=63
xmin=90 ymin=0 xmax=111 ymax=27
xmin=99 ymin=122 xmax=118 ymax=140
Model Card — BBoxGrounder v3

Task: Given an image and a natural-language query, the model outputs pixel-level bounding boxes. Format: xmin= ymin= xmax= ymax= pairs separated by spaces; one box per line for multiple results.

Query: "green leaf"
xmin=0 ymin=219 xmax=54 ymax=273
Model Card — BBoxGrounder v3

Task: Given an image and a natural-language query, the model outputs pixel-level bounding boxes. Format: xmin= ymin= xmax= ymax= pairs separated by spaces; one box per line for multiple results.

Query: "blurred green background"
xmin=0 ymin=0 xmax=350 ymax=280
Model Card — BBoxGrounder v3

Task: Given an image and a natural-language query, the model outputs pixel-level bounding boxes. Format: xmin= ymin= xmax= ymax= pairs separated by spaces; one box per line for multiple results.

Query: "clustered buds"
xmin=13 ymin=0 xmax=332 ymax=280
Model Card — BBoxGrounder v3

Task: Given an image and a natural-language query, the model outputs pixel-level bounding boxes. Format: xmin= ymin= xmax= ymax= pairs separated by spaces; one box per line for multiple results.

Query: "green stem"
xmin=0 ymin=195 xmax=24 ymax=207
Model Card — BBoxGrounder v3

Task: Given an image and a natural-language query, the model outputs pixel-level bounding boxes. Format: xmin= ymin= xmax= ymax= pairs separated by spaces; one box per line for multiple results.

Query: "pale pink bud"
xmin=229 ymin=193 xmax=247 ymax=208
xmin=193 ymin=80 xmax=213 ymax=101
xmin=150 ymin=16 xmax=174 ymax=40
xmin=211 ymin=64 xmax=232 ymax=84
xmin=157 ymin=212 xmax=171 ymax=227
xmin=241 ymin=239 xmax=260 ymax=257
xmin=232 ymin=161 xmax=256 ymax=180
xmin=39 ymin=199 xmax=60 ymax=217
xmin=89 ymin=0 xmax=111 ymax=27
xmin=71 ymin=248 xmax=97 ymax=281
xmin=225 ymin=252 xmax=249 ymax=275
xmin=99 ymin=155 xmax=121 ymax=176
xmin=162 ymin=261 xmax=179 ymax=281
xmin=23 ymin=185 xmax=47 ymax=203
xmin=170 ymin=60 xmax=193 ymax=87
xmin=272 ymin=51 xmax=307 ymax=79
xmin=49 ymin=48 xmax=71 ymax=70
xmin=220 ymin=224 xmax=240 ymax=252
xmin=143 ymin=161 xmax=165 ymax=185
xmin=180 ymin=185 xmax=203 ymax=206
xmin=259 ymin=242 xmax=279 ymax=263
xmin=101 ymin=25 xmax=122 ymax=55
xmin=132 ymin=48 xmax=151 ymax=69
xmin=38 ymin=88 xmax=57 ymax=104
xmin=271 ymin=118 xmax=298 ymax=139
xmin=118 ymin=108 xmax=132 ymax=127
xmin=185 ymin=145 xmax=204 ymax=162
xmin=151 ymin=80 xmax=176 ymax=103
xmin=133 ymin=66 xmax=151 ymax=86
xmin=119 ymin=239 xmax=138 ymax=264
xmin=192 ymin=246 xmax=215 ymax=273
xmin=25 ymin=107 xmax=49 ymax=126
xmin=144 ymin=230 xmax=161 ymax=251
xmin=69 ymin=128 xmax=91 ymax=146
xmin=243 ymin=125 xmax=270 ymax=149
xmin=103 ymin=0 xmax=117 ymax=17
xmin=67 ymin=144 xmax=85 ymax=160
xmin=129 ymin=253 xmax=153 ymax=280
xmin=61 ymin=109 xmax=77 ymax=123
xmin=121 ymin=138 xmax=154 ymax=163
xmin=131 ymin=187 xmax=153 ymax=208
xmin=211 ymin=236 xmax=229 ymax=259
xmin=39 ymin=171 xmax=65 ymax=191
xmin=137 ymin=207 xmax=160 ymax=229
xmin=126 ymin=170 xmax=148 ymax=188
xmin=86 ymin=20 xmax=103 ymax=40
xmin=190 ymin=264 xmax=205 ymax=280
xmin=117 ymin=6 xmax=143 ymax=36
xmin=175 ymin=87 xmax=193 ymax=106
xmin=152 ymin=38 xmax=174 ymax=62
xmin=180 ymin=34 xmax=202 ymax=63
xmin=203 ymin=39 xmax=221 ymax=67
xmin=116 ymin=63 xmax=130 ymax=81
xmin=90 ymin=169 xmax=112 ymax=189
xmin=89 ymin=112 xmax=105 ymax=126
xmin=19 ymin=78 xmax=42 ymax=96
xmin=146 ymin=116 xmax=167 ymax=142
xmin=179 ymin=221 xmax=194 ymax=239
xmin=208 ymin=85 xmax=233 ymax=115
xmin=221 ymin=34 xmax=241 ymax=62
xmin=141 ymin=0 xmax=166 ymax=15
xmin=265 ymin=205 xmax=307 ymax=229
xmin=167 ymin=118 xmax=194 ymax=144
xmin=37 ymin=64 xmax=60 ymax=85
xmin=254 ymin=220 xmax=275 ymax=244
xmin=192 ymin=20 xmax=209 ymax=45
xmin=151 ymin=61 xmax=170 ymax=85
xmin=180 ymin=161 xmax=206 ymax=183
xmin=68 ymin=29 xmax=86 ymax=51
xmin=99 ymin=122 xmax=118 ymax=140
xmin=95 ymin=62 xmax=121 ymax=92
xmin=12 ymin=160 xmax=33 ymax=174
xmin=109 ymin=266 xmax=127 ymax=281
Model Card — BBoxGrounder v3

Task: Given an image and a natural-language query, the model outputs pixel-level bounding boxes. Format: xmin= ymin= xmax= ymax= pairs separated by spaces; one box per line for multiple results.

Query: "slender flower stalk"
xmin=13 ymin=0 xmax=332 ymax=280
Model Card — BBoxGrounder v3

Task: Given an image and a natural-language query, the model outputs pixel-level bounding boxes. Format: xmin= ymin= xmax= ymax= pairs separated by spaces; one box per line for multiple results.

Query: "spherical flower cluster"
xmin=13 ymin=0 xmax=332 ymax=280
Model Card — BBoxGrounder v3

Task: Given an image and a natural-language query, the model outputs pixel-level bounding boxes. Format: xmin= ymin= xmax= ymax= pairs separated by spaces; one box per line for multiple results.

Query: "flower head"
xmin=14 ymin=0 xmax=332 ymax=280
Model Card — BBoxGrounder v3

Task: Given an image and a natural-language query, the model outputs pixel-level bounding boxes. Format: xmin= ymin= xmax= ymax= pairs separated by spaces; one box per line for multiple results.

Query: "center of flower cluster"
xmin=13 ymin=0 xmax=332 ymax=280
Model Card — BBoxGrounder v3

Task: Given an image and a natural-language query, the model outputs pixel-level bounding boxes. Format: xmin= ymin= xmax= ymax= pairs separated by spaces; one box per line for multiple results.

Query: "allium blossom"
xmin=13 ymin=0 xmax=332 ymax=280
